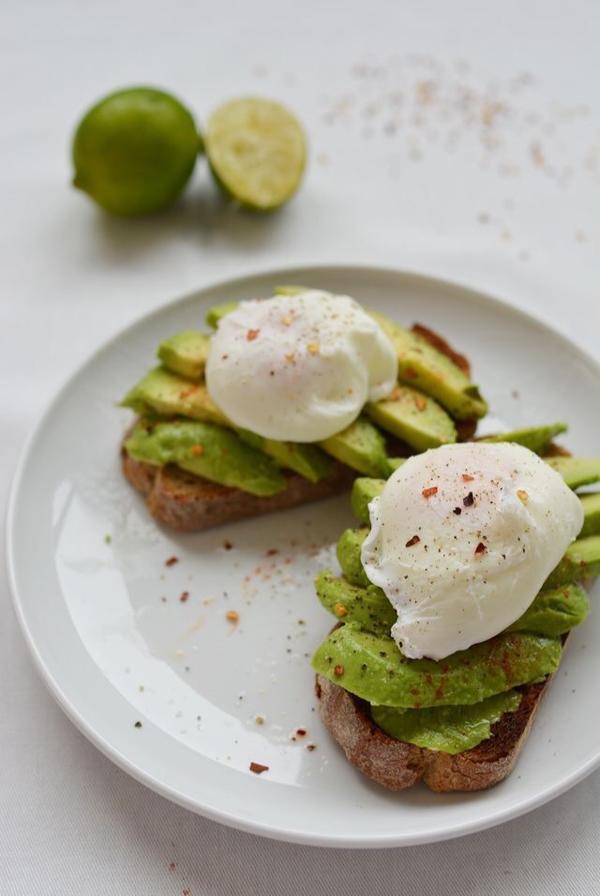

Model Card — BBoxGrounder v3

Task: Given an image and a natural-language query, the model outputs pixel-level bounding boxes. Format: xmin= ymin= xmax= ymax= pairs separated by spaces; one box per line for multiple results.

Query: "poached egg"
xmin=361 ymin=441 xmax=583 ymax=660
xmin=205 ymin=290 xmax=397 ymax=442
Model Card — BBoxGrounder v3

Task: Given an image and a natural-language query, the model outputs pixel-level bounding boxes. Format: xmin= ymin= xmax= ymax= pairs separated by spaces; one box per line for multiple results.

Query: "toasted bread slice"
xmin=121 ymin=323 xmax=477 ymax=531
xmin=122 ymin=449 xmax=355 ymax=532
xmin=315 ymin=673 xmax=548 ymax=792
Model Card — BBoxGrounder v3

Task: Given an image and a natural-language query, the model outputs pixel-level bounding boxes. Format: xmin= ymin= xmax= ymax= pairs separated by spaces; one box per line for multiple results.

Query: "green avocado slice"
xmin=312 ymin=625 xmax=561 ymax=708
xmin=238 ymin=429 xmax=332 ymax=483
xmin=370 ymin=312 xmax=488 ymax=421
xmin=157 ymin=331 xmax=211 ymax=381
xmin=544 ymin=536 xmax=600 ymax=588
xmin=336 ymin=527 xmax=369 ymax=586
xmin=545 ymin=456 xmax=600 ymax=490
xmin=371 ymin=690 xmax=522 ymax=754
xmin=120 ymin=367 xmax=227 ymax=425
xmin=315 ymin=570 xmax=395 ymax=634
xmin=580 ymin=493 xmax=600 ymax=537
xmin=318 ymin=569 xmax=587 ymax=639
xmin=124 ymin=419 xmax=286 ymax=497
xmin=319 ymin=418 xmax=392 ymax=477
xmin=481 ymin=422 xmax=567 ymax=454
xmin=506 ymin=583 xmax=589 ymax=636
xmin=205 ymin=301 xmax=238 ymax=329
xmin=351 ymin=477 xmax=385 ymax=524
xmin=365 ymin=384 xmax=457 ymax=452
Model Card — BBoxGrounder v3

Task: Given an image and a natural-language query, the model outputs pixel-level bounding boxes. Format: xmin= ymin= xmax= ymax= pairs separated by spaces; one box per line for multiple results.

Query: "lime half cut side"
xmin=205 ymin=97 xmax=307 ymax=211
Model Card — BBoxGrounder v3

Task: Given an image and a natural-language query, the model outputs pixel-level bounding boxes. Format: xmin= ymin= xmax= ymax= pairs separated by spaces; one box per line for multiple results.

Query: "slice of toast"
xmin=122 ymin=449 xmax=355 ymax=532
xmin=121 ymin=324 xmax=477 ymax=531
xmin=315 ymin=673 xmax=548 ymax=792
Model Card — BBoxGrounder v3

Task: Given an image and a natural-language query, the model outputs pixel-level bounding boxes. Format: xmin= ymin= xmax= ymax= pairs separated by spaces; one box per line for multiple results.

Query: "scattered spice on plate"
xmin=249 ymin=762 xmax=269 ymax=774
xmin=414 ymin=396 xmax=427 ymax=412
xmin=405 ymin=534 xmax=420 ymax=547
xmin=475 ymin=542 xmax=487 ymax=555
xmin=223 ymin=540 xmax=234 ymax=550
xmin=134 ymin=721 xmax=142 ymax=728
xmin=517 ymin=489 xmax=529 ymax=504
xmin=334 ymin=664 xmax=345 ymax=677
xmin=255 ymin=715 xmax=265 ymax=725
xmin=246 ymin=328 xmax=260 ymax=341
xmin=334 ymin=602 xmax=348 ymax=618
xmin=226 ymin=610 xmax=239 ymax=622
xmin=165 ymin=556 xmax=179 ymax=567
xmin=179 ymin=591 xmax=189 ymax=603
xmin=265 ymin=548 xmax=279 ymax=556
xmin=104 ymin=533 xmax=112 ymax=545
xmin=306 ymin=743 xmax=317 ymax=752
xmin=453 ymin=507 xmax=462 ymax=515
xmin=462 ymin=473 xmax=474 ymax=482
xmin=190 ymin=444 xmax=204 ymax=457
xmin=463 ymin=491 xmax=475 ymax=507
xmin=422 ymin=486 xmax=438 ymax=498
xmin=295 ymin=728 xmax=307 ymax=737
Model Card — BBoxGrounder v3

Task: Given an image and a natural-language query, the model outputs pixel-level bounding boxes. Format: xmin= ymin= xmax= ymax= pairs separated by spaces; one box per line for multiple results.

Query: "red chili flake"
xmin=422 ymin=486 xmax=438 ymax=498
xmin=474 ymin=542 xmax=487 ymax=555
xmin=183 ymin=890 xmax=191 ymax=896
xmin=266 ymin=548 xmax=279 ymax=556
xmin=179 ymin=591 xmax=190 ymax=603
xmin=178 ymin=385 xmax=199 ymax=399
xmin=414 ymin=396 xmax=427 ymax=411
xmin=404 ymin=366 xmax=418 ymax=379
xmin=246 ymin=328 xmax=260 ymax=341
xmin=334 ymin=664 xmax=345 ymax=677
xmin=168 ymin=863 xmax=176 ymax=872
xmin=223 ymin=540 xmax=233 ymax=550
xmin=249 ymin=762 xmax=269 ymax=774
xmin=463 ymin=491 xmax=475 ymax=507
xmin=190 ymin=444 xmax=204 ymax=457
xmin=405 ymin=535 xmax=421 ymax=547
xmin=296 ymin=728 xmax=307 ymax=737
xmin=462 ymin=473 xmax=474 ymax=482
xmin=453 ymin=507 xmax=462 ymax=515
xmin=165 ymin=556 xmax=179 ymax=567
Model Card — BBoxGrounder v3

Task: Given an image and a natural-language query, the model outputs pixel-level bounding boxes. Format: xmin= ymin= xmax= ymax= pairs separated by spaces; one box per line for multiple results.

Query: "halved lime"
xmin=205 ymin=97 xmax=307 ymax=211
xmin=72 ymin=87 xmax=201 ymax=217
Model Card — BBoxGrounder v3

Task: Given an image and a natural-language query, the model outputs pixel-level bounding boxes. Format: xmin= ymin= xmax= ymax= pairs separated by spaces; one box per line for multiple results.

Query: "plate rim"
xmin=7 ymin=262 xmax=600 ymax=849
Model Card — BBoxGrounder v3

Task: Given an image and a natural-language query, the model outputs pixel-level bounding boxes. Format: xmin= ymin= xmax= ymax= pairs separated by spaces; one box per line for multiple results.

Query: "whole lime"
xmin=72 ymin=87 xmax=201 ymax=216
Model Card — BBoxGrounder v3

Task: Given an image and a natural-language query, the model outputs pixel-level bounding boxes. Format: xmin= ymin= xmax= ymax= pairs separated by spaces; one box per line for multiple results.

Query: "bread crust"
xmin=315 ymin=673 xmax=548 ymax=792
xmin=122 ymin=449 xmax=355 ymax=532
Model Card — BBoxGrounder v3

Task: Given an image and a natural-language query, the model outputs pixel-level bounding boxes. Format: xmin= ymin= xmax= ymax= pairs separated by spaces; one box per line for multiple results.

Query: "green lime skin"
xmin=72 ymin=87 xmax=201 ymax=216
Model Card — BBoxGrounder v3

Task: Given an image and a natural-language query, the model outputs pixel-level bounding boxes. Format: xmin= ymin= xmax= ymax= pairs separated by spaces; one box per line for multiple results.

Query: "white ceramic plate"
xmin=7 ymin=266 xmax=600 ymax=848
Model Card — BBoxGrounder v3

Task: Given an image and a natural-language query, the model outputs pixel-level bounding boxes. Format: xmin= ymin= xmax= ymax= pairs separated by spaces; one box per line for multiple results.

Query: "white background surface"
xmin=2 ymin=0 xmax=599 ymax=892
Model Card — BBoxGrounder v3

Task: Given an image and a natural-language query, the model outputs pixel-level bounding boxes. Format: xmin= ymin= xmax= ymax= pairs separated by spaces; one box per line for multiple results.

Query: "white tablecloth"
xmin=3 ymin=1 xmax=600 ymax=892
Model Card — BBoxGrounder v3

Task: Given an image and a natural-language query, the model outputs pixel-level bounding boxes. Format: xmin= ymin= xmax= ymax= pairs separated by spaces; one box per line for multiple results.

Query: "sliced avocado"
xmin=120 ymin=367 xmax=227 ymax=425
xmin=238 ymin=429 xmax=332 ymax=483
xmin=336 ymin=528 xmax=370 ymax=587
xmin=351 ymin=477 xmax=385 ymax=524
xmin=366 ymin=384 xmax=456 ymax=452
xmin=372 ymin=690 xmax=522 ymax=754
xmin=312 ymin=625 xmax=561 ymax=708
xmin=507 ymin=583 xmax=589 ymax=637
xmin=544 ymin=535 xmax=600 ymax=588
xmin=124 ymin=419 xmax=286 ymax=497
xmin=370 ymin=312 xmax=488 ymax=421
xmin=319 ymin=417 xmax=392 ymax=477
xmin=482 ymin=422 xmax=567 ymax=454
xmin=387 ymin=457 xmax=406 ymax=471
xmin=205 ymin=301 xmax=238 ymax=329
xmin=580 ymin=492 xmax=600 ymax=537
xmin=315 ymin=570 xmax=394 ymax=634
xmin=157 ymin=331 xmax=211 ymax=381
xmin=546 ymin=456 xmax=600 ymax=490
xmin=274 ymin=284 xmax=307 ymax=296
